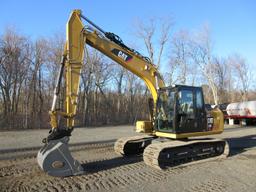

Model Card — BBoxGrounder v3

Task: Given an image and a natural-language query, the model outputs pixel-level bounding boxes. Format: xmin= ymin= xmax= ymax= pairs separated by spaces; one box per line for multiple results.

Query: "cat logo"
xmin=111 ymin=48 xmax=132 ymax=62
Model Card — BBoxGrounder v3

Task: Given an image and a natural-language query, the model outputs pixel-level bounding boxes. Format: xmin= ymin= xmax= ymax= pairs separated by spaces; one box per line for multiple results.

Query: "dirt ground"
xmin=0 ymin=125 xmax=256 ymax=192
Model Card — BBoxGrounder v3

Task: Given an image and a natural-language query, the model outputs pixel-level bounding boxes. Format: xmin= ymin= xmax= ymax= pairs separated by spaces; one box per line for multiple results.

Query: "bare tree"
xmin=112 ymin=64 xmax=126 ymax=119
xmin=228 ymin=54 xmax=251 ymax=101
xmin=189 ymin=25 xmax=219 ymax=105
xmin=165 ymin=59 xmax=178 ymax=85
xmin=0 ymin=27 xmax=32 ymax=129
xmin=123 ymin=71 xmax=147 ymax=123
xmin=168 ymin=30 xmax=196 ymax=85
xmin=1 ymin=19 xmax=255 ymax=130
xmin=210 ymin=57 xmax=238 ymax=104
xmin=135 ymin=17 xmax=172 ymax=68
xmin=79 ymin=47 xmax=94 ymax=126
xmin=28 ymin=38 xmax=49 ymax=128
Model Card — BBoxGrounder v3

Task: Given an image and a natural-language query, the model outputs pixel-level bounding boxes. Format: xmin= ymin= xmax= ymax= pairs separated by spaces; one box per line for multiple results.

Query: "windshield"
xmin=156 ymin=90 xmax=175 ymax=131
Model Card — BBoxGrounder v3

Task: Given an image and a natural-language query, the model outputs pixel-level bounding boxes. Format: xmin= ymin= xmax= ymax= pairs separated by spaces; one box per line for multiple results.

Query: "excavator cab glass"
xmin=155 ymin=85 xmax=207 ymax=134
xmin=177 ymin=90 xmax=195 ymax=119
xmin=155 ymin=88 xmax=175 ymax=132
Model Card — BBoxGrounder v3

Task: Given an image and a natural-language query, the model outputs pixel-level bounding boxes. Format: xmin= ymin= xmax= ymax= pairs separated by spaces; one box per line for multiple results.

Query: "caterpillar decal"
xmin=111 ymin=48 xmax=132 ymax=62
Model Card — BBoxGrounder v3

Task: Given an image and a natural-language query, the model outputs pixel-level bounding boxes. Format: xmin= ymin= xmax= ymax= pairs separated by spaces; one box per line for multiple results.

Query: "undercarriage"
xmin=114 ymin=136 xmax=229 ymax=170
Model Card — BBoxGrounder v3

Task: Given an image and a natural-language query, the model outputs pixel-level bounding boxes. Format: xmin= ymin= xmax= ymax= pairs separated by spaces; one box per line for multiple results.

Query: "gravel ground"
xmin=0 ymin=125 xmax=137 ymax=150
xmin=0 ymin=125 xmax=256 ymax=192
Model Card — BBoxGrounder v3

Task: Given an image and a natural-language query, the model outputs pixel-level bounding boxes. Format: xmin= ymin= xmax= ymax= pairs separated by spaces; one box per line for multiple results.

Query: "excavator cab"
xmin=155 ymin=85 xmax=207 ymax=134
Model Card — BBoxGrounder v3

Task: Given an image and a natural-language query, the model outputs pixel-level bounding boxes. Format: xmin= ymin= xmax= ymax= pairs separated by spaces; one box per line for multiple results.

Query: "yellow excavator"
xmin=37 ymin=10 xmax=229 ymax=177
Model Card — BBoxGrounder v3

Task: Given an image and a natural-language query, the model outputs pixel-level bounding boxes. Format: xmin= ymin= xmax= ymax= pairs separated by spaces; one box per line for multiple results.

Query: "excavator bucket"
xmin=37 ymin=136 xmax=84 ymax=177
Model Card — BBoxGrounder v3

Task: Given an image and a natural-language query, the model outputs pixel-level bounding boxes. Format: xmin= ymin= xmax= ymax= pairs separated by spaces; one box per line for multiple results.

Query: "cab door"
xmin=175 ymin=87 xmax=207 ymax=133
xmin=176 ymin=88 xmax=197 ymax=133
xmin=195 ymin=88 xmax=207 ymax=132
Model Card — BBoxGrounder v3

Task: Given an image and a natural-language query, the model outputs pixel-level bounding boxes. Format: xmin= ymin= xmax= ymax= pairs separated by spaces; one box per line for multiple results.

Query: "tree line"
xmin=0 ymin=20 xmax=254 ymax=130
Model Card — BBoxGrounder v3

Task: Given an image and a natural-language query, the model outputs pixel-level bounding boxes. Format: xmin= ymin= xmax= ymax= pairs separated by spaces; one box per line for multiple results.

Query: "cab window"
xmin=178 ymin=90 xmax=194 ymax=115
xmin=196 ymin=90 xmax=203 ymax=109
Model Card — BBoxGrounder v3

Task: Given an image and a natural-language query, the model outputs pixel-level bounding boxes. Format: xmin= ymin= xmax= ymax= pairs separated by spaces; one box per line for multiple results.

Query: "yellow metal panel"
xmin=155 ymin=130 xmax=223 ymax=139
xmin=66 ymin=10 xmax=85 ymax=128
xmin=136 ymin=121 xmax=153 ymax=133
xmin=210 ymin=108 xmax=224 ymax=132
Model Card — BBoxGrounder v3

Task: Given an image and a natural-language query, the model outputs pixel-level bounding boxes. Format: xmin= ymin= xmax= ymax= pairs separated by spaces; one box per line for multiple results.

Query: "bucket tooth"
xmin=37 ymin=136 xmax=84 ymax=177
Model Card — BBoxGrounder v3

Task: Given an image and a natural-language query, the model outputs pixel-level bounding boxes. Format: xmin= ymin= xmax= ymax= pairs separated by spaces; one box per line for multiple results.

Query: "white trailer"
xmin=225 ymin=101 xmax=256 ymax=125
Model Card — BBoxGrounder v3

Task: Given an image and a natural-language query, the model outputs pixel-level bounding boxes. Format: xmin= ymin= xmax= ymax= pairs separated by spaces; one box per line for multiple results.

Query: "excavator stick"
xmin=37 ymin=136 xmax=84 ymax=177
